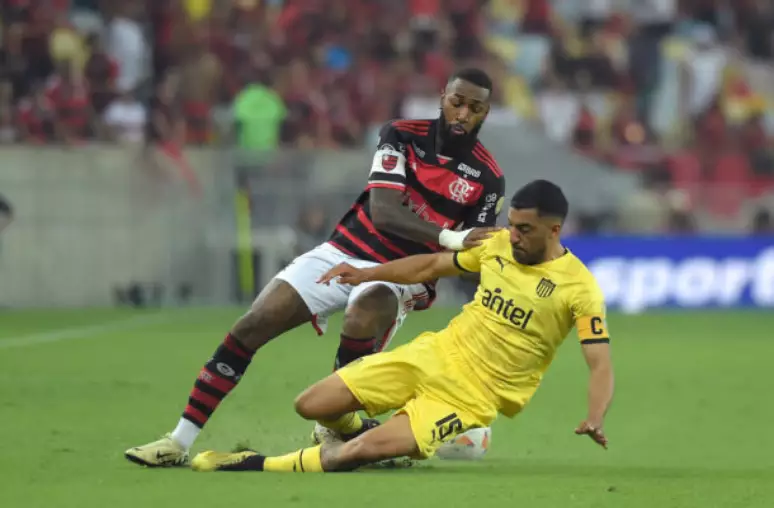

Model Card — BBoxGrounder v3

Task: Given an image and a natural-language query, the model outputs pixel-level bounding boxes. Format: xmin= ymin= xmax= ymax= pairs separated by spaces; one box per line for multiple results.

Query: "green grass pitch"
xmin=1 ymin=308 xmax=772 ymax=508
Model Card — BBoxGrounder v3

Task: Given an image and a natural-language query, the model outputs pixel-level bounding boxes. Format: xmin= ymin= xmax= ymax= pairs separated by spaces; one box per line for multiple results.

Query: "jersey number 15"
xmin=432 ymin=413 xmax=463 ymax=442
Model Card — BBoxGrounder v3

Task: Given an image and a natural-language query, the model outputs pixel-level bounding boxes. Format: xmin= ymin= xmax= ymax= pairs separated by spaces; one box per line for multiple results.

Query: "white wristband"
xmin=438 ymin=228 xmax=472 ymax=251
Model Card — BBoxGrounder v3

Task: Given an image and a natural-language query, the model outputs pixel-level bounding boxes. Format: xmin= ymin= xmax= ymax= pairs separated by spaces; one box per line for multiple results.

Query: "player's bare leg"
xmin=125 ymin=280 xmax=312 ymax=467
xmin=317 ymin=415 xmax=418 ymax=471
xmin=192 ymin=415 xmax=418 ymax=473
xmin=294 ymin=372 xmax=365 ymax=418
xmin=191 ymin=375 xmax=419 ymax=472
xmin=336 ymin=285 xmax=399 ymax=369
xmin=229 ymin=279 xmax=313 ymax=350
xmin=314 ymin=285 xmax=398 ymax=443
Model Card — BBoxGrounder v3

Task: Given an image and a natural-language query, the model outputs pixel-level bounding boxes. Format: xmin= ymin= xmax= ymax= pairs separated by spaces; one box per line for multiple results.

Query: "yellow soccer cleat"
xmin=191 ymin=450 xmax=267 ymax=472
xmin=124 ymin=434 xmax=188 ymax=467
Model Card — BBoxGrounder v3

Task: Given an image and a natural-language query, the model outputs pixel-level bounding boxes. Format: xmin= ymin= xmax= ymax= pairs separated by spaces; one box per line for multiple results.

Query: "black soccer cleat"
xmin=341 ymin=418 xmax=380 ymax=441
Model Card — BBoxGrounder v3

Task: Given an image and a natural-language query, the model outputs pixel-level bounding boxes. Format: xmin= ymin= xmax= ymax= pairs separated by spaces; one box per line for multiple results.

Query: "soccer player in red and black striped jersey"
xmin=125 ymin=68 xmax=506 ymax=467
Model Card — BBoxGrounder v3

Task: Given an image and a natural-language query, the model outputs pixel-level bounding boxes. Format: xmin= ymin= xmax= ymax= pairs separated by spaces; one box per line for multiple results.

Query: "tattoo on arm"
xmin=370 ymin=188 xmax=443 ymax=244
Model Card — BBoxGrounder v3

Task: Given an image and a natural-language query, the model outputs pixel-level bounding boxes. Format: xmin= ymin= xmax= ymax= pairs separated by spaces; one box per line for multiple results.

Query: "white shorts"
xmin=273 ymin=242 xmax=432 ymax=350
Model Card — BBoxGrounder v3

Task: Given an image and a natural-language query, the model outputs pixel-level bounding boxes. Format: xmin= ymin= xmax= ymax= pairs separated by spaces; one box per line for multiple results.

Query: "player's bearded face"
xmin=508 ymin=208 xmax=552 ymax=265
xmin=511 ymin=238 xmax=547 ymax=265
xmin=438 ymin=79 xmax=490 ymax=153
xmin=438 ymin=110 xmax=480 ymax=142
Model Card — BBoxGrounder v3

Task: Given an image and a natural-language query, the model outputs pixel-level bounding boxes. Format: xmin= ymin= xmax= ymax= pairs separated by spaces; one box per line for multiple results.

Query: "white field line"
xmin=0 ymin=314 xmax=173 ymax=350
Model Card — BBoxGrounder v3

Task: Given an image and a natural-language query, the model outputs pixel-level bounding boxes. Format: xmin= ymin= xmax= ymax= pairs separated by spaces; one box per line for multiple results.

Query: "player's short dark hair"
xmin=510 ymin=180 xmax=568 ymax=221
xmin=448 ymin=68 xmax=493 ymax=94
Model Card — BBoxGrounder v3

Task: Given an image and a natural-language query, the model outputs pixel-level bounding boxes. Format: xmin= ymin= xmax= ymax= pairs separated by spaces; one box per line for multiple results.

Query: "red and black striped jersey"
xmin=328 ymin=118 xmax=506 ymax=265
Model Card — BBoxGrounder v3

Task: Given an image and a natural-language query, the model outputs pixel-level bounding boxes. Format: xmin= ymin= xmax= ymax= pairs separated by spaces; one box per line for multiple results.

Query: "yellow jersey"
xmin=447 ymin=230 xmax=609 ymax=417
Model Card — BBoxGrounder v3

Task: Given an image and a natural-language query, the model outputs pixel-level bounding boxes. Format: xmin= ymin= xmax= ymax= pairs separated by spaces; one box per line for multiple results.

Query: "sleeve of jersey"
xmin=572 ymin=281 xmax=610 ymax=344
xmin=452 ymin=242 xmax=487 ymax=273
xmin=366 ymin=124 xmax=408 ymax=192
xmin=464 ymin=174 xmax=506 ymax=227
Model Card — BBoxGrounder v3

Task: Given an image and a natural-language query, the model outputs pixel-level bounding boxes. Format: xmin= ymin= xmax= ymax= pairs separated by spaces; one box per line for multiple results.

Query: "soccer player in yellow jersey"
xmin=191 ymin=180 xmax=614 ymax=473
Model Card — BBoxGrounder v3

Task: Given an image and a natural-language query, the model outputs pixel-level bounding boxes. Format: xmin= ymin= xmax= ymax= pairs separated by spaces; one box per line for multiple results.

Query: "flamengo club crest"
xmin=381 ymin=153 xmax=398 ymax=171
xmin=449 ymin=177 xmax=475 ymax=204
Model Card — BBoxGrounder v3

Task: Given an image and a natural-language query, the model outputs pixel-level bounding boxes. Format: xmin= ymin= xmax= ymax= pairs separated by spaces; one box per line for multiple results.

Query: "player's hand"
xmin=317 ymin=263 xmax=370 ymax=286
xmin=462 ymin=227 xmax=502 ymax=249
xmin=575 ymin=420 xmax=608 ymax=449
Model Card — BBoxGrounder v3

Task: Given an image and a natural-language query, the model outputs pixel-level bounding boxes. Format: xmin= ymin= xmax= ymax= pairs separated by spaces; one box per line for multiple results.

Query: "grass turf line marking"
xmin=0 ymin=314 xmax=171 ymax=349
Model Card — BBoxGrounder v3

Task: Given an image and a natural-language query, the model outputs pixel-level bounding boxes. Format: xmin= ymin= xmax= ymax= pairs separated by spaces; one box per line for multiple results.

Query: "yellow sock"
xmin=318 ymin=412 xmax=363 ymax=435
xmin=264 ymin=445 xmax=324 ymax=473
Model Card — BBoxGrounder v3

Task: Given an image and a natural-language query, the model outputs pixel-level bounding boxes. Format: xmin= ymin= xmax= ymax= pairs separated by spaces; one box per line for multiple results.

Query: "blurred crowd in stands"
xmin=1 ymin=0 xmax=774 ymax=234
xmin=0 ymin=0 xmax=498 ymax=149
xmin=516 ymin=0 xmax=774 ymax=234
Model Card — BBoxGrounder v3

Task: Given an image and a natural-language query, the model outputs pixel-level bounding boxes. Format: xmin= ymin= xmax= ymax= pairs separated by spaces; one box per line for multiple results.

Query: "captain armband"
xmin=576 ymin=315 xmax=610 ymax=344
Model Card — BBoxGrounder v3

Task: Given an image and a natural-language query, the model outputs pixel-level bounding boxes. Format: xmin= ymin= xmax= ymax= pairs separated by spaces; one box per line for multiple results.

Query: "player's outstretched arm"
xmin=370 ymin=188 xmax=496 ymax=251
xmin=318 ymin=252 xmax=464 ymax=287
xmin=576 ymin=342 xmax=614 ymax=448
xmin=370 ymin=188 xmax=444 ymax=244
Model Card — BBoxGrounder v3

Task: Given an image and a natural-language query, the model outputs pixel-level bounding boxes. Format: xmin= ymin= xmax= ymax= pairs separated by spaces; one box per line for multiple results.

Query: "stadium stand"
xmin=2 ymin=0 xmax=773 ymax=234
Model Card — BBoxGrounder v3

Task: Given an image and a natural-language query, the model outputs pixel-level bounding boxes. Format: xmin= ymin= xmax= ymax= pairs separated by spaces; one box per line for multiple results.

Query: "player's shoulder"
xmin=381 ymin=118 xmax=433 ymax=136
xmin=560 ymin=251 xmax=598 ymax=282
xmin=377 ymin=119 xmax=433 ymax=151
xmin=481 ymin=229 xmax=512 ymax=253
xmin=557 ymin=251 xmax=604 ymax=299
xmin=460 ymin=229 xmax=509 ymax=261
xmin=468 ymin=141 xmax=503 ymax=180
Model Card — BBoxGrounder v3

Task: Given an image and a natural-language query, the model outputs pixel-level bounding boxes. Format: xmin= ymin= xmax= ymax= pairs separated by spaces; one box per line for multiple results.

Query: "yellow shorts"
xmin=336 ymin=331 xmax=498 ymax=459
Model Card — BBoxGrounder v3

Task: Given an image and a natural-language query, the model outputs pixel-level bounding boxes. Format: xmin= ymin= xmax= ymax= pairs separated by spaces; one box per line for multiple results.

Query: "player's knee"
xmin=340 ymin=313 xmax=375 ymax=341
xmin=342 ymin=286 xmax=397 ymax=337
xmin=293 ymin=389 xmax=319 ymax=420
xmin=294 ymin=375 xmax=360 ymax=420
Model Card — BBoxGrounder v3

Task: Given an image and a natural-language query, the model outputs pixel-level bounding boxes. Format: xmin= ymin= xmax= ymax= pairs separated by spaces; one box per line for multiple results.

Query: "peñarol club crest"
xmin=536 ymin=278 xmax=557 ymax=298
